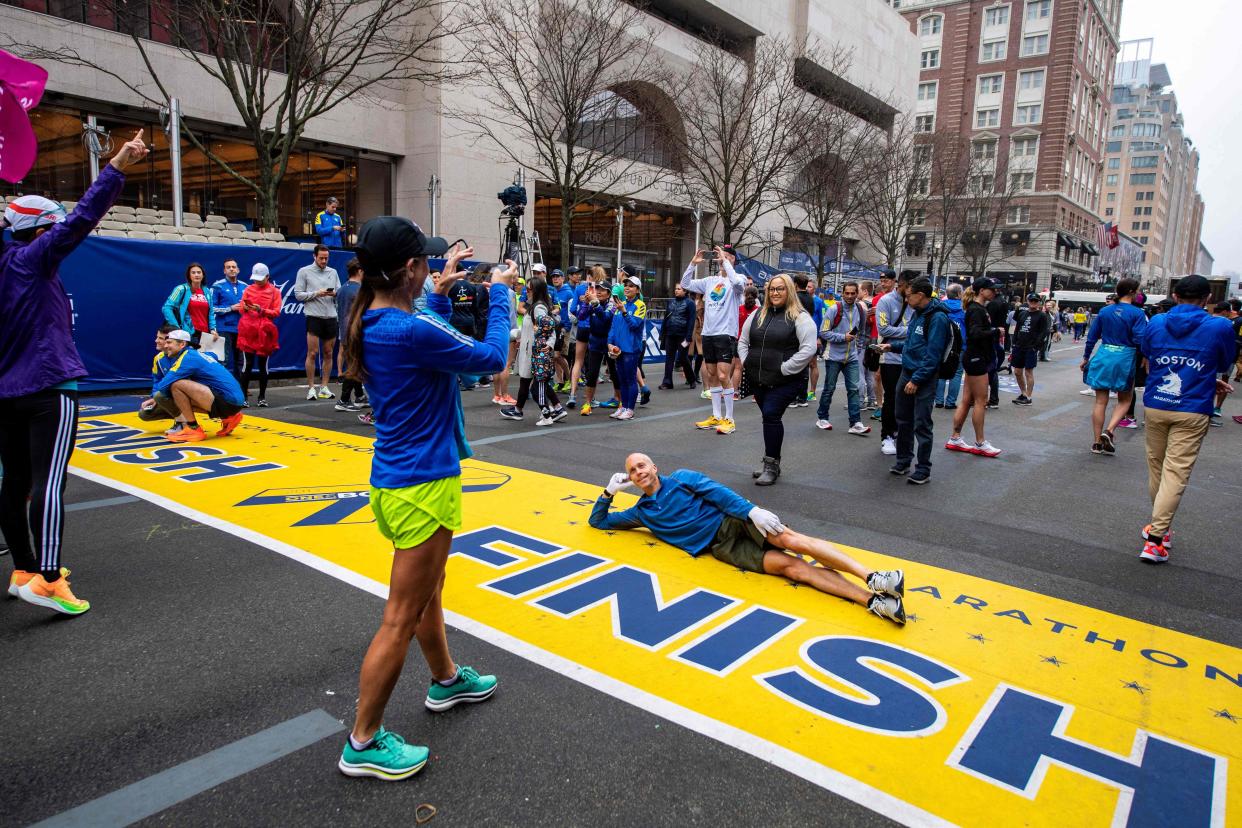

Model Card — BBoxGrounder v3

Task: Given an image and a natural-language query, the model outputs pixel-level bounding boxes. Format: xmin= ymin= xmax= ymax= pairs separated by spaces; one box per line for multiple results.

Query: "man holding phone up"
xmin=815 ymin=281 xmax=870 ymax=435
xmin=296 ymin=244 xmax=342 ymax=400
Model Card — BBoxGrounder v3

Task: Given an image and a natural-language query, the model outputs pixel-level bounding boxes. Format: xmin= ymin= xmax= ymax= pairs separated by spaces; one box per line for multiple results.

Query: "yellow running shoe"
xmin=17 ymin=573 xmax=90 ymax=615
xmin=9 ymin=567 xmax=70 ymax=598
xmin=715 ymin=418 xmax=736 ymax=435
xmin=695 ymin=415 xmax=721 ymax=430
xmin=580 ymin=402 xmax=593 ymax=416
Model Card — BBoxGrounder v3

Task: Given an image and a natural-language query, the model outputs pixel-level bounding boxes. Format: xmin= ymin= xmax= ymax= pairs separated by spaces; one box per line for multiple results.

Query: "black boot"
xmin=755 ymin=456 xmax=780 ymax=486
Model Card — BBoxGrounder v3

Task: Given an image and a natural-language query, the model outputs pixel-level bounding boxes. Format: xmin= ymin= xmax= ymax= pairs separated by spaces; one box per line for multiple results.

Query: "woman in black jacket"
xmin=738 ymin=274 xmax=818 ymax=485
xmin=659 ymin=283 xmax=697 ymax=389
xmin=947 ymin=277 xmax=1002 ymax=457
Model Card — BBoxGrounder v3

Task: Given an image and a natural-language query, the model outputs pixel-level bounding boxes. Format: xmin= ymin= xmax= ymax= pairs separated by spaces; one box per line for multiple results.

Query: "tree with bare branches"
xmin=4 ymin=0 xmax=473 ymax=230
xmin=856 ymin=116 xmax=923 ymax=270
xmin=674 ymin=36 xmax=811 ymax=248
xmin=453 ymin=0 xmax=679 ymax=271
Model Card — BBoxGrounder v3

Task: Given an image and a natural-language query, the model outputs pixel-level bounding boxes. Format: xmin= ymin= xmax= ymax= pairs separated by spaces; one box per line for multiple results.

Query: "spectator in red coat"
xmin=237 ymin=263 xmax=282 ymax=406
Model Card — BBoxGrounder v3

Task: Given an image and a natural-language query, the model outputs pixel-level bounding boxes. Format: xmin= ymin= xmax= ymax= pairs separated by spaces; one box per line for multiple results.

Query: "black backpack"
xmin=934 ymin=307 xmax=962 ymax=379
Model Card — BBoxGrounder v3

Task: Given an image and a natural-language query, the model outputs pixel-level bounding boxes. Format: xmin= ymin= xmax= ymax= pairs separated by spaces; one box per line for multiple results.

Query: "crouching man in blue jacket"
xmin=589 ymin=453 xmax=907 ymax=624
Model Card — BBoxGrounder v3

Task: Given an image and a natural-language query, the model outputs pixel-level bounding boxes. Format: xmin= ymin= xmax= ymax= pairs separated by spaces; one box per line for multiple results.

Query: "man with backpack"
xmin=881 ymin=277 xmax=954 ymax=485
xmin=814 ymin=281 xmax=870 ymax=435
xmin=1010 ymin=293 xmax=1050 ymax=406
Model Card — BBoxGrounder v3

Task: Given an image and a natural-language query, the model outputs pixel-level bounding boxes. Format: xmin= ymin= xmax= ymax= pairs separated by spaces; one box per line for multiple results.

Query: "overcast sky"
xmin=1117 ymin=1 xmax=1240 ymax=274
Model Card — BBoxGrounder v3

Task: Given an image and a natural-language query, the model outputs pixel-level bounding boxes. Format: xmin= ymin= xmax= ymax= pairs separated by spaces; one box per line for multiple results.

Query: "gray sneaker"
xmin=867 ymin=569 xmax=905 ymax=598
xmin=868 ymin=594 xmax=906 ymax=625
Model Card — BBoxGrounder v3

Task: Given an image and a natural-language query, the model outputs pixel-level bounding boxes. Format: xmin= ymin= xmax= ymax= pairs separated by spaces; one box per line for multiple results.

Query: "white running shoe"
xmin=1079 ymin=388 xmax=1094 ymax=396
xmin=866 ymin=569 xmax=904 ymax=598
xmin=535 ymin=413 xmax=555 ymax=427
xmin=307 ymin=386 xmax=318 ymax=400
xmin=617 ymin=408 xmax=634 ymax=420
xmin=316 ymin=386 xmax=335 ymax=400
xmin=880 ymin=437 xmax=896 ymax=455
xmin=945 ymin=435 xmax=971 ymax=453
xmin=867 ymin=594 xmax=906 ymax=625
xmin=974 ymin=440 xmax=1002 ymax=457
xmin=815 ymin=419 xmax=832 ymax=430
xmin=609 ymin=408 xmax=624 ymax=419
xmin=848 ymin=422 xmax=871 ymax=436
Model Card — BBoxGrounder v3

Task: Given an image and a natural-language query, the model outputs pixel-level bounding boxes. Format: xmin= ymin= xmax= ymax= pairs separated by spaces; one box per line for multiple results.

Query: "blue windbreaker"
xmin=153 ymin=347 xmax=244 ymax=404
xmin=210 ymin=278 xmax=246 ymax=333
xmin=1141 ymin=304 xmax=1235 ymax=415
xmin=589 ymin=469 xmax=755 ymax=556
xmin=554 ymin=284 xmax=574 ymax=329
xmin=607 ymin=297 xmax=646 ymax=354
xmin=1084 ymin=301 xmax=1147 ymax=359
xmin=577 ymin=300 xmax=613 ymax=352
xmin=364 ymin=286 xmax=511 ymax=489
xmin=314 ymin=210 xmax=344 ymax=247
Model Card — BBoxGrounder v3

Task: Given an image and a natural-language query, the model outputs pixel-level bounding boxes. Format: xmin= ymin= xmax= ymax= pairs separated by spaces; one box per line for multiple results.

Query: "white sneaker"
xmin=880 ymin=437 xmax=896 ymax=455
xmin=306 ymin=386 xmax=318 ymax=400
xmin=617 ymin=408 xmax=634 ymax=420
xmin=945 ymin=435 xmax=971 ymax=452
xmin=609 ymin=408 xmax=624 ymax=419
xmin=1079 ymin=388 xmax=1094 ymax=396
xmin=848 ymin=422 xmax=871 ymax=436
xmin=535 ymin=412 xmax=555 ymax=427
xmin=974 ymin=440 xmax=1002 ymax=457
xmin=815 ymin=419 xmax=833 ymax=430
xmin=316 ymin=386 xmax=335 ymax=400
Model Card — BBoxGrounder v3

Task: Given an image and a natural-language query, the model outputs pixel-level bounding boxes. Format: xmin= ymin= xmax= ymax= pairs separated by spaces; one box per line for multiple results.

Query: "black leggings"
xmin=242 ymin=352 xmax=270 ymax=400
xmin=880 ymin=363 xmax=903 ymax=439
xmin=753 ymin=379 xmax=803 ymax=460
xmin=532 ymin=378 xmax=561 ymax=411
xmin=584 ymin=349 xmax=618 ymax=389
xmin=341 ymin=378 xmax=364 ymax=403
xmin=0 ymin=389 xmax=78 ymax=579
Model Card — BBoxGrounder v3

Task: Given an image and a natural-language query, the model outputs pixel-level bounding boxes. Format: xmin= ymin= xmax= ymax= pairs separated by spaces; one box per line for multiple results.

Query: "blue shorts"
xmin=1010 ymin=348 xmax=1038 ymax=370
xmin=1086 ymin=344 xmax=1136 ymax=392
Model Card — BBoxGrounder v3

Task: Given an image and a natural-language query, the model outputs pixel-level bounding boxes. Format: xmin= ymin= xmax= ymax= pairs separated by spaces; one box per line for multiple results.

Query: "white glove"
xmin=748 ymin=506 xmax=785 ymax=537
xmin=605 ymin=473 xmax=633 ymax=496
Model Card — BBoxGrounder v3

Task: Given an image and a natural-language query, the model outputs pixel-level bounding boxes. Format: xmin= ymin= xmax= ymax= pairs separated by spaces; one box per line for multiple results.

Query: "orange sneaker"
xmin=8 ymin=567 xmax=69 ymax=597
xmin=166 ymin=424 xmax=207 ymax=443
xmin=17 ymin=573 xmax=90 ymax=615
xmin=218 ymin=411 xmax=244 ymax=436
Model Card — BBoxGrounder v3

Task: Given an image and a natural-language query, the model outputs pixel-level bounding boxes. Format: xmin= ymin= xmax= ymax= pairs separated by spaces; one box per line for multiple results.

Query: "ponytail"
xmin=343 ymin=260 xmax=416 ymax=385
xmin=962 ymin=287 xmax=978 ymax=308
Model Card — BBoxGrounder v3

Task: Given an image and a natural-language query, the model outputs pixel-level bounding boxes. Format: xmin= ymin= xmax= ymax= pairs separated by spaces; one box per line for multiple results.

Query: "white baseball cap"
xmin=531 ymin=263 xmax=547 ymax=273
xmin=4 ymin=195 xmax=66 ymax=232
xmin=250 ymin=263 xmax=270 ymax=281
xmin=168 ymin=329 xmax=193 ymax=342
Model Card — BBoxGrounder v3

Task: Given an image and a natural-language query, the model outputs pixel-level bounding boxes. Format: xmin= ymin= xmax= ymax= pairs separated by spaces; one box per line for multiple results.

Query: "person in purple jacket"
xmin=0 ymin=129 xmax=148 ymax=616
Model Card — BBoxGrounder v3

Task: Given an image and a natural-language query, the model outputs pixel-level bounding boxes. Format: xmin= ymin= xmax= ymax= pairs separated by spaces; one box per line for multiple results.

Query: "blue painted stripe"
xmin=32 ymin=710 xmax=344 ymax=827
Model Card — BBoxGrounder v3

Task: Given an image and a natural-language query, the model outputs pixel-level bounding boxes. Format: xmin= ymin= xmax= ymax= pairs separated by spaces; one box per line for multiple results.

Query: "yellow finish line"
xmin=69 ymin=414 xmax=1239 ymax=827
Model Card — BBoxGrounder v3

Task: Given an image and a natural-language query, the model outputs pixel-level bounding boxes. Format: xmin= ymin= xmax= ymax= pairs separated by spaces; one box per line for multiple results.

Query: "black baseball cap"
xmin=619 ymin=263 xmax=641 ymax=278
xmin=567 ymin=265 xmax=581 ymax=274
xmin=1027 ymin=292 xmax=1041 ymax=302
xmin=1173 ymin=274 xmax=1211 ymax=299
xmin=972 ymin=276 xmax=997 ymax=292
xmin=353 ymin=216 xmax=449 ymax=278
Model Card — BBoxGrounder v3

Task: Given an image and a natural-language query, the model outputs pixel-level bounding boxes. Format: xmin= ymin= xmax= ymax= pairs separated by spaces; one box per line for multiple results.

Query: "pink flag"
xmin=0 ymin=49 xmax=49 ymax=183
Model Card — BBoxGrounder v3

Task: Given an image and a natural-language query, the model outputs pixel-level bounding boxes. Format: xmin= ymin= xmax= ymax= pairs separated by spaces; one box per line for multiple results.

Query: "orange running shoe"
xmin=9 ymin=567 xmax=70 ymax=597
xmin=17 ymin=573 xmax=90 ymax=615
xmin=166 ymin=425 xmax=207 ymax=443
xmin=218 ymin=411 xmax=244 ymax=436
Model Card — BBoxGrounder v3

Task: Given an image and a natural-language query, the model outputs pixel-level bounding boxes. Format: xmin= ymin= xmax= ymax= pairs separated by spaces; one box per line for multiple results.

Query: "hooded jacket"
xmin=818 ymin=299 xmax=868 ymax=362
xmin=1 ymin=165 xmax=121 ymax=397
xmin=608 ymin=297 xmax=647 ymax=354
xmin=1141 ymin=304 xmax=1234 ymax=415
xmin=941 ymin=297 xmax=966 ymax=341
xmin=889 ymin=299 xmax=951 ymax=388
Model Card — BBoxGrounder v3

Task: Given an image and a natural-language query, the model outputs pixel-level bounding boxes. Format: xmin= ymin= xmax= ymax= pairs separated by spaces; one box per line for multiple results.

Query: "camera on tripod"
xmin=497 ymin=184 xmax=527 ymax=218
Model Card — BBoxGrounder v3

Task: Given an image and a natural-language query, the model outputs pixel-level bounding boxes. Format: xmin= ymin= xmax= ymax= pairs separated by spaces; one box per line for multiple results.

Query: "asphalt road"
xmin=2 ymin=347 xmax=1238 ymax=827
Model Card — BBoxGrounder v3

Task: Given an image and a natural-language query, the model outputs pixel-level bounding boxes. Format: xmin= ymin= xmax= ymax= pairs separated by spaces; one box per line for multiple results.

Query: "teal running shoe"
xmin=338 ymin=728 xmax=428 ymax=781
xmin=425 ymin=665 xmax=498 ymax=712
xmin=597 ymin=398 xmax=620 ymax=409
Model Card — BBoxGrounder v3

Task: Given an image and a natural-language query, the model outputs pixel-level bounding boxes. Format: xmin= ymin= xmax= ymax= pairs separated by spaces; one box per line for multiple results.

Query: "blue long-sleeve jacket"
xmin=152 ymin=346 xmax=244 ymax=404
xmin=211 ymin=278 xmax=245 ymax=334
xmin=888 ymin=299 xmax=951 ymax=388
xmin=162 ymin=283 xmax=216 ymax=332
xmin=589 ymin=469 xmax=755 ymax=556
xmin=364 ymin=285 xmax=511 ymax=488
xmin=576 ymin=300 xmax=613 ymax=352
xmin=1084 ymin=301 xmax=1147 ymax=359
xmin=1141 ymin=304 xmax=1235 ymax=416
xmin=0 ymin=163 xmax=123 ymax=398
xmin=314 ymin=210 xmax=344 ymax=247
xmin=607 ymin=297 xmax=646 ymax=354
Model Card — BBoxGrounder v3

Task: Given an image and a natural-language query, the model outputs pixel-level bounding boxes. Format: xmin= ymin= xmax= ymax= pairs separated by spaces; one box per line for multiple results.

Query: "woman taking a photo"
xmin=946 ymin=277 xmax=1002 ymax=457
xmin=162 ymin=262 xmax=215 ymax=347
xmin=607 ymin=274 xmax=647 ymax=421
xmin=738 ymin=273 xmax=816 ymax=485
xmin=236 ymin=263 xmax=282 ymax=407
xmin=574 ymin=280 xmax=617 ymax=415
xmin=338 ymin=219 xmax=513 ymax=782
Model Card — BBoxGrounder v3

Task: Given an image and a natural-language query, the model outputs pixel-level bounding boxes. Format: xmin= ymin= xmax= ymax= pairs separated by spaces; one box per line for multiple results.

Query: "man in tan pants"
xmin=1137 ymin=275 xmax=1235 ymax=563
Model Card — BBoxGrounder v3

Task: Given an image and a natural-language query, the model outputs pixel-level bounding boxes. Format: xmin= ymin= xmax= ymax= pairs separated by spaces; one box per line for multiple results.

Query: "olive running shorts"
xmin=708 ymin=515 xmax=774 ymax=573
xmin=370 ymin=476 xmax=462 ymax=549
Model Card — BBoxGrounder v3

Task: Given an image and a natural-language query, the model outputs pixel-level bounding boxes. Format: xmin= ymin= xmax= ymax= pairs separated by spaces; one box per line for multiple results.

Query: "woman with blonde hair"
xmin=737 ymin=273 xmax=818 ymax=484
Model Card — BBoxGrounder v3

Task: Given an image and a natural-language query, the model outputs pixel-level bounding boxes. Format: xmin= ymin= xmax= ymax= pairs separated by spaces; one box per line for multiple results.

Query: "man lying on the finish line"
xmin=588 ymin=453 xmax=907 ymax=624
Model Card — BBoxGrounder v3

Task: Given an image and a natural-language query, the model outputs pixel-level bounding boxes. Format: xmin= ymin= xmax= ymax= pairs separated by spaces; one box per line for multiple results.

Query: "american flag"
xmin=1097 ymin=221 xmax=1120 ymax=250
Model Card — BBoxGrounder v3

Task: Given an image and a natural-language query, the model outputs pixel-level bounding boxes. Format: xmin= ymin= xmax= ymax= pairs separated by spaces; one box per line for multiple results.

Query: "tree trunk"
xmin=255 ymin=149 xmax=280 ymax=232
xmin=560 ymin=198 xmax=575 ymax=272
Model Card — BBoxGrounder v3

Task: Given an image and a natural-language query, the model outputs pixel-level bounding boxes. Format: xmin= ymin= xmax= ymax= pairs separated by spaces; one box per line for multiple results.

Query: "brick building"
xmin=890 ymin=0 xmax=1122 ymax=293
xmin=1101 ymin=40 xmax=1206 ymax=291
